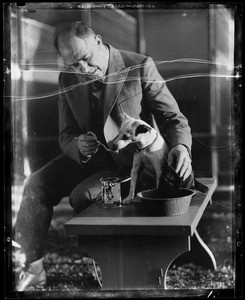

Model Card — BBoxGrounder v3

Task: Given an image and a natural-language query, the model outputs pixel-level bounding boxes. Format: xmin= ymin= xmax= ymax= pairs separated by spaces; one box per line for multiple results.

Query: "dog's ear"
xmin=135 ymin=124 xmax=151 ymax=136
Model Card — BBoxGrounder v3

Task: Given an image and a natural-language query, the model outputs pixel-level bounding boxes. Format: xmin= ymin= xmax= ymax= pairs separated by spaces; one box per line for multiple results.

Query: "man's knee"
xmin=69 ymin=187 xmax=94 ymax=214
xmin=22 ymin=178 xmax=49 ymax=206
xmin=22 ymin=172 xmax=60 ymax=207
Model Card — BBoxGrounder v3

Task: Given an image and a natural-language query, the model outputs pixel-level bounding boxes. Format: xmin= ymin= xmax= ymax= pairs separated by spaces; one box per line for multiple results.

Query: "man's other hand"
xmin=167 ymin=144 xmax=192 ymax=181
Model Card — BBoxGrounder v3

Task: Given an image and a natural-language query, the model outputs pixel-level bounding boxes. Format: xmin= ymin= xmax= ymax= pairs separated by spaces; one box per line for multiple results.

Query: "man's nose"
xmin=78 ymin=60 xmax=89 ymax=72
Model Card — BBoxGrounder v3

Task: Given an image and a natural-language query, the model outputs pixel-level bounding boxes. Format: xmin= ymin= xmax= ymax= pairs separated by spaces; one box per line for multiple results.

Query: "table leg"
xmin=170 ymin=229 xmax=217 ymax=270
xmin=78 ymin=236 xmax=124 ymax=290
xmin=78 ymin=235 xmax=190 ymax=290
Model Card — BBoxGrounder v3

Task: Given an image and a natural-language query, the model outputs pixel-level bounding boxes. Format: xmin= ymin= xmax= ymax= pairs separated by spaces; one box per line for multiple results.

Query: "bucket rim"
xmin=136 ymin=188 xmax=196 ymax=201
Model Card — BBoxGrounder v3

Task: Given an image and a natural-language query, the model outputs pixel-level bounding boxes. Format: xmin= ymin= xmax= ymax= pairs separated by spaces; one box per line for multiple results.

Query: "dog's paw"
xmin=122 ymin=196 xmax=133 ymax=205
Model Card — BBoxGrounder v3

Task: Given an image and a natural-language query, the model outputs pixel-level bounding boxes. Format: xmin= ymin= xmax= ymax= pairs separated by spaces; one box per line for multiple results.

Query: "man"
xmin=13 ymin=21 xmax=192 ymax=291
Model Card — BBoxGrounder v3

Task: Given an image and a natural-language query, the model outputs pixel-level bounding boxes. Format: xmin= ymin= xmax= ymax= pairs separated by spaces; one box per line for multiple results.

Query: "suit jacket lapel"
xmin=69 ymin=75 xmax=92 ymax=131
xmin=103 ymin=45 xmax=129 ymax=123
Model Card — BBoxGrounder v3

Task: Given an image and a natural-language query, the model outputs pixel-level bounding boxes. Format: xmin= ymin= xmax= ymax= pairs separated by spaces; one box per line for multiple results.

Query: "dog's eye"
xmin=122 ymin=134 xmax=129 ymax=140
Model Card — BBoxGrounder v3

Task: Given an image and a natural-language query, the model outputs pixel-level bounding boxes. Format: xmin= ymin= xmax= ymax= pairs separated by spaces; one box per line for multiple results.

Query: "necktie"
xmin=91 ymin=80 xmax=103 ymax=109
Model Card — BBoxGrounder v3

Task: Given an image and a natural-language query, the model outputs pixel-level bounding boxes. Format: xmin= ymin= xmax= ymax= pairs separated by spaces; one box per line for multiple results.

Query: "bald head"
xmin=54 ymin=22 xmax=96 ymax=56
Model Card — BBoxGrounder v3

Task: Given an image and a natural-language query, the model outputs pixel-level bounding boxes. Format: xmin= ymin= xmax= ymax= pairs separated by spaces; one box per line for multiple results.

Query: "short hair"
xmin=54 ymin=22 xmax=96 ymax=56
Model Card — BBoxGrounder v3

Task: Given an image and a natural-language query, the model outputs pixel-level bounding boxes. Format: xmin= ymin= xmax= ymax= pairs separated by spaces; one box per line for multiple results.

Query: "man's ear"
xmin=135 ymin=124 xmax=151 ymax=136
xmin=96 ymin=35 xmax=102 ymax=45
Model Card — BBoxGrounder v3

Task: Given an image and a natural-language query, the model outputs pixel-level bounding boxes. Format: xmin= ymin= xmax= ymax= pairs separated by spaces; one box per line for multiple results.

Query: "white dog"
xmin=113 ymin=113 xmax=185 ymax=204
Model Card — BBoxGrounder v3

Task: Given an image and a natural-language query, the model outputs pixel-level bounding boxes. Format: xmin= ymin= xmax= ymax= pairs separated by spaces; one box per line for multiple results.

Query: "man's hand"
xmin=167 ymin=144 xmax=192 ymax=181
xmin=77 ymin=131 xmax=99 ymax=158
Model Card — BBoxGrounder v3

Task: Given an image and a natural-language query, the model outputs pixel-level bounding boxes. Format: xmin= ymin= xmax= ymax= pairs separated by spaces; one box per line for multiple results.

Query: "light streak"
xmin=5 ymin=58 xmax=239 ymax=101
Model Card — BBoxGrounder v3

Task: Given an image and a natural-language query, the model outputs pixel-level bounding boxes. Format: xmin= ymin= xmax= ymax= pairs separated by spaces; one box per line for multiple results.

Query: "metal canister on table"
xmin=100 ymin=177 xmax=121 ymax=207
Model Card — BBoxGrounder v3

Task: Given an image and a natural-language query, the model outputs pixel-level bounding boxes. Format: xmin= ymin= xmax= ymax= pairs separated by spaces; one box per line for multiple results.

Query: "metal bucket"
xmin=136 ymin=188 xmax=196 ymax=216
xmin=100 ymin=176 xmax=131 ymax=208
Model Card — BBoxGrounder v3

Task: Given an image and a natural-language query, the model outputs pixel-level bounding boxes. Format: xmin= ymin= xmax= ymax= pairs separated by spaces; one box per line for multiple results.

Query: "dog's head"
xmin=113 ymin=113 xmax=153 ymax=152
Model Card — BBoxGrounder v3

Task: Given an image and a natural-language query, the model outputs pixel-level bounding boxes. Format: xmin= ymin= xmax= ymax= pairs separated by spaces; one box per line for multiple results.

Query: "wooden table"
xmin=64 ymin=178 xmax=217 ymax=290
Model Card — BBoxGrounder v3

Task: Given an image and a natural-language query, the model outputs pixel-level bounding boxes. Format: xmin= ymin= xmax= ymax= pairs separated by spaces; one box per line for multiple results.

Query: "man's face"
xmin=59 ymin=34 xmax=108 ymax=80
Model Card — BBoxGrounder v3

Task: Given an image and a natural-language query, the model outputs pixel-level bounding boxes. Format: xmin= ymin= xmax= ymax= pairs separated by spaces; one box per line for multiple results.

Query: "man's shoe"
xmin=16 ymin=268 xmax=47 ymax=291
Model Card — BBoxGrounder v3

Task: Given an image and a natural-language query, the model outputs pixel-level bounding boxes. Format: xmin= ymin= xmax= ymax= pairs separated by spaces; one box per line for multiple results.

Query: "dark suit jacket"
xmin=58 ymin=44 xmax=192 ymax=171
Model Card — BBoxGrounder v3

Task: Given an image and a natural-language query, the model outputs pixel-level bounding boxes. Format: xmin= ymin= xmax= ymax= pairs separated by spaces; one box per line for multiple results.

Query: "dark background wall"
xmin=142 ymin=9 xmax=212 ymax=177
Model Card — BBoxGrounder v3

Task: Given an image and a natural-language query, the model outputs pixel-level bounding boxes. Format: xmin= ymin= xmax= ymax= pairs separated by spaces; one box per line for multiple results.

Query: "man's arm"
xmin=141 ymin=56 xmax=192 ymax=179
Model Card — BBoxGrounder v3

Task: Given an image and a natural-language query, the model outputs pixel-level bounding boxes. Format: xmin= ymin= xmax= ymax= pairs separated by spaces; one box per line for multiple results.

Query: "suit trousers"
xmin=13 ymin=152 xmax=119 ymax=264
